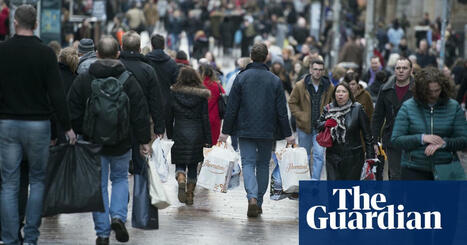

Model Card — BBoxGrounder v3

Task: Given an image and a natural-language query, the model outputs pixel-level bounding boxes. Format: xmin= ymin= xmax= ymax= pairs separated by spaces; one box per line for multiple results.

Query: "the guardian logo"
xmin=307 ymin=186 xmax=442 ymax=230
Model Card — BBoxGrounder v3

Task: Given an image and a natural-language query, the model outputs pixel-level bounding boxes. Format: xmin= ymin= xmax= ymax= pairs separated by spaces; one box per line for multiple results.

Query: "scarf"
xmin=324 ymin=100 xmax=352 ymax=144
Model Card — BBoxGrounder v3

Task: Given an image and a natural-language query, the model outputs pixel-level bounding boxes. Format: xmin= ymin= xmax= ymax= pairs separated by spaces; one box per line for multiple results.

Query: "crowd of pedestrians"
xmin=0 ymin=1 xmax=466 ymax=244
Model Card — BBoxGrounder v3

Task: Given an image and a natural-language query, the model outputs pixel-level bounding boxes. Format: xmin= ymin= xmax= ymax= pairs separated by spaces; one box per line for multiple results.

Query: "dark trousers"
xmin=402 ymin=167 xmax=434 ymax=180
xmin=386 ymin=146 xmax=402 ymax=180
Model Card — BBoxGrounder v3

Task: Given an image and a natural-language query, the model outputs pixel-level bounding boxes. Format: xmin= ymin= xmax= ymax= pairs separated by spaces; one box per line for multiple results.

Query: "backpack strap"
xmin=117 ymin=71 xmax=131 ymax=86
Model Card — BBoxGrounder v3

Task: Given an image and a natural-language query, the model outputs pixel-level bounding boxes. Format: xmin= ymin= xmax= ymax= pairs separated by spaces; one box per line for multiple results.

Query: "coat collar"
xmin=170 ymin=85 xmax=211 ymax=98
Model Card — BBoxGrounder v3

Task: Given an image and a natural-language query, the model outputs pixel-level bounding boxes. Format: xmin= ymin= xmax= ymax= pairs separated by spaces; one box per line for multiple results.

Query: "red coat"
xmin=203 ymin=77 xmax=225 ymax=144
xmin=0 ymin=7 xmax=9 ymax=36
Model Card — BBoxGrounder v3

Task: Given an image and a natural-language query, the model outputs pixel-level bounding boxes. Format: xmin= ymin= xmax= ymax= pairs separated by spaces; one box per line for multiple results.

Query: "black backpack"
xmin=83 ymin=71 xmax=131 ymax=145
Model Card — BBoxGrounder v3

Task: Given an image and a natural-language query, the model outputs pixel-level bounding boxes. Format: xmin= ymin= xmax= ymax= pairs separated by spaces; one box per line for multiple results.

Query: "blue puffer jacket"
xmin=222 ymin=62 xmax=292 ymax=140
xmin=391 ymin=98 xmax=467 ymax=173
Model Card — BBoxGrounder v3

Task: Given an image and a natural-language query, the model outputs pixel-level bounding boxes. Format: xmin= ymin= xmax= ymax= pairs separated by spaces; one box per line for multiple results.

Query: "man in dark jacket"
xmin=415 ymin=39 xmax=437 ymax=68
xmin=146 ymin=34 xmax=179 ymax=130
xmin=372 ymin=57 xmax=414 ymax=180
xmin=219 ymin=43 xmax=294 ymax=218
xmin=120 ymin=31 xmax=165 ymax=175
xmin=68 ymin=36 xmax=151 ymax=245
xmin=0 ymin=5 xmax=76 ymax=245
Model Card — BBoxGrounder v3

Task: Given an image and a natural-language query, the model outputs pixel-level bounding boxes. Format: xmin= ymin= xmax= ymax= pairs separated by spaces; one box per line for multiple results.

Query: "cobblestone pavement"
xmin=38 ymin=162 xmax=299 ymax=245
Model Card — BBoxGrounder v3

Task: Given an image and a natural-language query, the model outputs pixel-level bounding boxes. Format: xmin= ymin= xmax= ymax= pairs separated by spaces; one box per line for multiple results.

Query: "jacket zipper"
xmin=430 ymin=106 xmax=434 ymax=134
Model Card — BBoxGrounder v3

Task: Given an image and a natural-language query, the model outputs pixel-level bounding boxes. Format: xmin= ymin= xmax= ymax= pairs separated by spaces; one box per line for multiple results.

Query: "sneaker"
xmin=111 ymin=218 xmax=129 ymax=242
xmin=287 ymin=192 xmax=299 ymax=200
xmin=96 ymin=237 xmax=109 ymax=245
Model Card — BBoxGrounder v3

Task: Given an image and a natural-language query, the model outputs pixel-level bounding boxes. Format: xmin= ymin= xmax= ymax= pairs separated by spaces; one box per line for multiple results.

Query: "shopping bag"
xmin=132 ymin=161 xmax=159 ymax=229
xmin=160 ymin=139 xmax=174 ymax=163
xmin=360 ymin=158 xmax=380 ymax=181
xmin=150 ymin=138 xmax=169 ymax=182
xmin=276 ymin=145 xmax=311 ymax=193
xmin=147 ymin=155 xmax=170 ymax=209
xmin=42 ymin=142 xmax=104 ymax=217
xmin=198 ymin=142 xmax=239 ymax=192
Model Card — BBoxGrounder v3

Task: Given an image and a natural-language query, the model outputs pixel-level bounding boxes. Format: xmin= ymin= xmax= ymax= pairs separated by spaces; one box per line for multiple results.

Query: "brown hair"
xmin=412 ymin=67 xmax=455 ymax=104
xmin=58 ymin=47 xmax=79 ymax=73
xmin=173 ymin=66 xmax=204 ymax=89
xmin=198 ymin=64 xmax=217 ymax=81
xmin=343 ymin=72 xmax=360 ymax=84
xmin=250 ymin=43 xmax=268 ymax=62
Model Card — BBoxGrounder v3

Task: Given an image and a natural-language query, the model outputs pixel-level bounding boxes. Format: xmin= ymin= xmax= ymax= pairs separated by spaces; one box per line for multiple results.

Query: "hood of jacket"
xmin=146 ymin=49 xmax=171 ymax=63
xmin=303 ymin=74 xmax=331 ymax=91
xmin=170 ymin=85 xmax=210 ymax=108
xmin=119 ymin=50 xmax=150 ymax=63
xmin=88 ymin=59 xmax=125 ymax=78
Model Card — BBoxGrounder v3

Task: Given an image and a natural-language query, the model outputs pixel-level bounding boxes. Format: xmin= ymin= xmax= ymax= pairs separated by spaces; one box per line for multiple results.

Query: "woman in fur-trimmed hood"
xmin=166 ymin=66 xmax=212 ymax=205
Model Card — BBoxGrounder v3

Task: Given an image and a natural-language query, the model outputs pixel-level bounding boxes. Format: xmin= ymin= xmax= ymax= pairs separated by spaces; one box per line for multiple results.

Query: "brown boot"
xmin=247 ymin=198 xmax=259 ymax=217
xmin=176 ymin=172 xmax=186 ymax=203
xmin=186 ymin=182 xmax=196 ymax=205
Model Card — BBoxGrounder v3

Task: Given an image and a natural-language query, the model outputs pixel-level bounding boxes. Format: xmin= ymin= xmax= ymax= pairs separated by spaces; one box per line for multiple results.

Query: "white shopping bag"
xmin=160 ymin=139 xmax=174 ymax=164
xmin=198 ymin=143 xmax=240 ymax=193
xmin=276 ymin=146 xmax=311 ymax=193
xmin=150 ymin=138 xmax=170 ymax=182
xmin=147 ymin=155 xmax=170 ymax=209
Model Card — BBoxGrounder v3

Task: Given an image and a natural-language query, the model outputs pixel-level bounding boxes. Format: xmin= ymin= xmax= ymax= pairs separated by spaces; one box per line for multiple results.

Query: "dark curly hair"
xmin=412 ymin=67 xmax=455 ymax=104
xmin=173 ymin=66 xmax=204 ymax=89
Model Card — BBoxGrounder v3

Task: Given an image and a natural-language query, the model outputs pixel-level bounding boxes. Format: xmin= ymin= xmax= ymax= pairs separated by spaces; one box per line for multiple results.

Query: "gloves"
xmin=324 ymin=119 xmax=337 ymax=127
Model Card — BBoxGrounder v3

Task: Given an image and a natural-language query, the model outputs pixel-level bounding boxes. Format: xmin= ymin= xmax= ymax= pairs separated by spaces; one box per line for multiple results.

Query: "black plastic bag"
xmin=42 ymin=142 xmax=104 ymax=217
xmin=132 ymin=162 xmax=159 ymax=229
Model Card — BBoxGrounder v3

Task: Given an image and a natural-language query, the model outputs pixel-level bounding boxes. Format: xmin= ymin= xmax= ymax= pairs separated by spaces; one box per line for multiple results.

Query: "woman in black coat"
xmin=166 ymin=66 xmax=212 ymax=205
xmin=318 ymin=83 xmax=375 ymax=180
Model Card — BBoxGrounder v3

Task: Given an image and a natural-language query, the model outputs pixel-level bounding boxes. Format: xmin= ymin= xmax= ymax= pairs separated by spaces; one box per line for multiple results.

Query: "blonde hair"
xmin=59 ymin=47 xmax=79 ymax=73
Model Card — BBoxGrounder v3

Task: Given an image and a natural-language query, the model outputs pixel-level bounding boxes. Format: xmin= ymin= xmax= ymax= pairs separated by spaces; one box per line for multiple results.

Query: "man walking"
xmin=219 ymin=43 xmax=294 ymax=218
xmin=119 ymin=31 xmax=165 ymax=174
xmin=372 ymin=57 xmax=414 ymax=180
xmin=146 ymin=34 xmax=179 ymax=130
xmin=0 ymin=5 xmax=76 ymax=245
xmin=288 ymin=59 xmax=334 ymax=180
xmin=68 ymin=36 xmax=151 ymax=245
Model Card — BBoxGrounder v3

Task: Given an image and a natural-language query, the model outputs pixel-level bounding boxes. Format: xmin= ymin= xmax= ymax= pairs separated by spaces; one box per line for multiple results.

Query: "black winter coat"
xmin=146 ymin=49 xmax=179 ymax=129
xmin=318 ymin=102 xmax=374 ymax=180
xmin=53 ymin=63 xmax=77 ymax=143
xmin=166 ymin=85 xmax=212 ymax=165
xmin=120 ymin=51 xmax=165 ymax=134
xmin=222 ymin=62 xmax=292 ymax=140
xmin=371 ymin=76 xmax=414 ymax=149
xmin=68 ymin=59 xmax=151 ymax=156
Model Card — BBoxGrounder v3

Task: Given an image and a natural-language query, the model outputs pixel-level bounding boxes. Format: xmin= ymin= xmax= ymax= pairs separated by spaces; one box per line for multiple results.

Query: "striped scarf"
xmin=324 ymin=100 xmax=352 ymax=144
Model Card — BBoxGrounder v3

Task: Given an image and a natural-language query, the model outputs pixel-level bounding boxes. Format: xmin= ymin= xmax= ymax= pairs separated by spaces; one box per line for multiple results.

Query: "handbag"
xmin=316 ymin=105 xmax=333 ymax=147
xmin=217 ymin=83 xmax=227 ymax=119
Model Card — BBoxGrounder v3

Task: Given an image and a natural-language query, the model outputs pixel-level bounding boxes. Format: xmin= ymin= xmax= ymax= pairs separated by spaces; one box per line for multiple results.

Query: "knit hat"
xmin=78 ymin=38 xmax=94 ymax=54
xmin=271 ymin=54 xmax=284 ymax=67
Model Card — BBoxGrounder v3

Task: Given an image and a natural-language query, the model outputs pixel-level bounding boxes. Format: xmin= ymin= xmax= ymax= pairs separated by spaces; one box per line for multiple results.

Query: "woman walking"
xmin=391 ymin=67 xmax=467 ymax=180
xmin=318 ymin=83 xmax=375 ymax=180
xmin=199 ymin=64 xmax=225 ymax=144
xmin=166 ymin=67 xmax=212 ymax=205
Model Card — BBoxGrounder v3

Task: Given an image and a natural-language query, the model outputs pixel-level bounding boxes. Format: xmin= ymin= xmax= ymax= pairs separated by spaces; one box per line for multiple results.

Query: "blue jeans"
xmin=239 ymin=138 xmax=273 ymax=208
xmin=297 ymin=128 xmax=325 ymax=180
xmin=0 ymin=120 xmax=50 ymax=245
xmin=271 ymin=152 xmax=282 ymax=190
xmin=92 ymin=150 xmax=131 ymax=238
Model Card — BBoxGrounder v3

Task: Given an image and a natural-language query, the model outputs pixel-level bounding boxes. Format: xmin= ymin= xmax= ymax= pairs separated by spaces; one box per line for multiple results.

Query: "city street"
xmin=38 ymin=162 xmax=299 ymax=245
